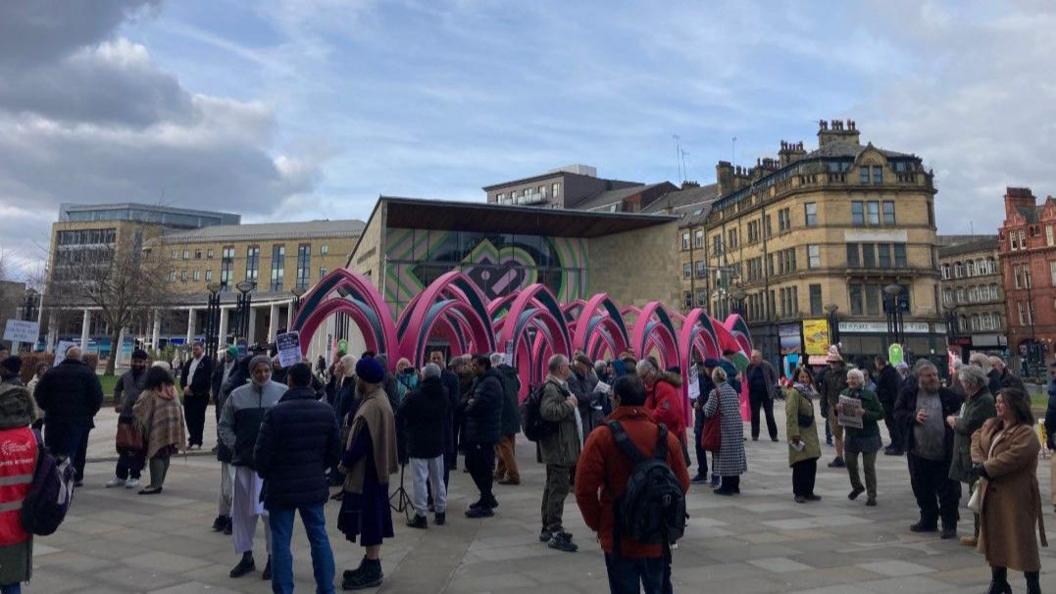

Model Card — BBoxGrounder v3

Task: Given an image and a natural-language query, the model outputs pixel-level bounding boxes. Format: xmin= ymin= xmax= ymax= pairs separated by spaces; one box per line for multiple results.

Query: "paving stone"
xmin=858 ymin=559 xmax=936 ymax=577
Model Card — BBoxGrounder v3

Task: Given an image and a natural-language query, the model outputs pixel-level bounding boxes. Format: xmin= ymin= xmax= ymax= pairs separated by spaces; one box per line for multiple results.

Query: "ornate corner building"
xmin=937 ymin=235 xmax=1006 ymax=361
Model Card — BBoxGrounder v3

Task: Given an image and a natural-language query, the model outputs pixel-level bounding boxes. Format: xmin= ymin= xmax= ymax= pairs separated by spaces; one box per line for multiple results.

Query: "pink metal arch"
xmin=397 ymin=271 xmax=496 ymax=368
xmin=496 ymin=284 xmax=572 ymax=384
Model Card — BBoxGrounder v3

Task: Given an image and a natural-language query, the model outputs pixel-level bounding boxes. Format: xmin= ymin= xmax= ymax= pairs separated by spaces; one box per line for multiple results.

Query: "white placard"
xmin=687 ymin=365 xmax=700 ymax=401
xmin=276 ymin=331 xmax=301 ymax=368
xmin=3 ymin=320 xmax=39 ymax=344
xmin=53 ymin=340 xmax=78 ymax=366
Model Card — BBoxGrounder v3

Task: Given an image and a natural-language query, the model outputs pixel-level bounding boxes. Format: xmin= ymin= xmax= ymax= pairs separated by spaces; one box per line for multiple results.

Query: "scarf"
xmin=342 ymin=384 xmax=398 ymax=494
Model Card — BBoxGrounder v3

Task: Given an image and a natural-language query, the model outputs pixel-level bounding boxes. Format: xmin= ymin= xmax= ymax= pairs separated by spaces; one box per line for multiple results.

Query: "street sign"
xmin=888 ymin=343 xmax=904 ymax=365
xmin=3 ymin=320 xmax=39 ymax=344
xmin=276 ymin=331 xmax=301 ymax=368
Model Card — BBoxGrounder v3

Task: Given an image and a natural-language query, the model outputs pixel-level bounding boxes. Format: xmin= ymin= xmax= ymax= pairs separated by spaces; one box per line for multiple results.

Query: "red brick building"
xmin=998 ymin=187 xmax=1056 ymax=370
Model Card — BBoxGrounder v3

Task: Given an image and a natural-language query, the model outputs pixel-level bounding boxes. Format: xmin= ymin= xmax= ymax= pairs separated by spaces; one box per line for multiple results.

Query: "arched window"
xmin=943 ymin=289 xmax=953 ymax=305
xmin=990 ymin=284 xmax=999 ymax=300
xmin=942 ymin=264 xmax=951 ymax=279
xmin=971 ymin=314 xmax=980 ymax=331
xmin=987 ymin=257 xmax=996 ymax=274
xmin=956 ymin=288 xmax=965 ymax=303
xmin=966 ymin=261 xmax=976 ymax=277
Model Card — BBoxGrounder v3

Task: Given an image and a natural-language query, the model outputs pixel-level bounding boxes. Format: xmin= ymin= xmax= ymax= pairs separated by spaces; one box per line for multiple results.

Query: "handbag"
xmin=115 ymin=419 xmax=144 ymax=451
xmin=700 ymin=406 xmax=721 ymax=452
xmin=967 ymin=482 xmax=982 ymax=514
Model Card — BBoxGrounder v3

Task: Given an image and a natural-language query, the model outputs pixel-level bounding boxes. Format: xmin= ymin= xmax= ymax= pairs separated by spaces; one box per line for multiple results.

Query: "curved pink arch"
xmin=397 ymin=271 xmax=495 ymax=368
xmin=496 ymin=284 xmax=571 ymax=374
xmin=572 ymin=294 xmax=630 ymax=358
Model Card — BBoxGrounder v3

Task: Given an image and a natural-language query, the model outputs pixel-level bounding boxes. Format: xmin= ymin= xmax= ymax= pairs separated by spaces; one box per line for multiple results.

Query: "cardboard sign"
xmin=276 ymin=331 xmax=301 ymax=368
xmin=53 ymin=340 xmax=78 ymax=366
xmin=3 ymin=320 xmax=39 ymax=344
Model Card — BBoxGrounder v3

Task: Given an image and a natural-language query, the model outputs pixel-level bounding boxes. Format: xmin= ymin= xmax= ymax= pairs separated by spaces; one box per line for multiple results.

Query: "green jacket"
xmin=839 ymin=387 xmax=884 ymax=439
xmin=949 ymin=389 xmax=996 ymax=483
xmin=538 ymin=377 xmax=581 ymax=467
xmin=785 ymin=384 xmax=821 ymax=466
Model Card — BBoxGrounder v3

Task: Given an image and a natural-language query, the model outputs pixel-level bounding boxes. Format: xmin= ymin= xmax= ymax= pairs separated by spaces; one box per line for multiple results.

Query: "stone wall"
xmin=588 ymin=221 xmax=681 ymax=308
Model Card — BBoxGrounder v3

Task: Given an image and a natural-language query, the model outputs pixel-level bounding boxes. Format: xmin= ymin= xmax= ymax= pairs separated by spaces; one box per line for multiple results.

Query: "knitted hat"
xmin=826 ymin=345 xmax=843 ymax=363
xmin=356 ymin=357 xmax=385 ymax=384
xmin=249 ymin=354 xmax=272 ymax=372
xmin=131 ymin=349 xmax=149 ymax=360
xmin=703 ymin=358 xmax=721 ymax=369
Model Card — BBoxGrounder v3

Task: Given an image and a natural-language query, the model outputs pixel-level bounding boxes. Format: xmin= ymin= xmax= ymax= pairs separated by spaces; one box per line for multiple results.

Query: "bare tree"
xmin=47 ymin=234 xmax=173 ymax=375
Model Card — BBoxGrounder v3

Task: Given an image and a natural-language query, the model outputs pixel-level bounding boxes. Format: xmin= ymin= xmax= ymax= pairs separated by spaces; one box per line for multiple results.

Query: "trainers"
xmin=547 ymin=532 xmax=578 ymax=553
xmin=104 ymin=477 xmax=124 ymax=488
xmin=434 ymin=512 xmax=446 ymax=526
xmin=407 ymin=514 xmax=428 ymax=529
xmin=828 ymin=457 xmax=846 ymax=468
xmin=539 ymin=529 xmax=553 ymax=542
xmin=484 ymin=495 xmax=499 ymax=509
xmin=125 ymin=478 xmax=140 ymax=489
xmin=465 ymin=506 xmax=494 ymax=518
xmin=229 ymin=557 xmax=255 ymax=578
xmin=940 ymin=526 xmax=957 ymax=540
xmin=690 ymin=474 xmax=707 ymax=484
xmin=910 ymin=521 xmax=937 ymax=533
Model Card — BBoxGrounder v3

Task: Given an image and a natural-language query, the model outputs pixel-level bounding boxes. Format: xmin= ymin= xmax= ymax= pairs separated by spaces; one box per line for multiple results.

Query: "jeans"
xmin=464 ymin=442 xmax=496 ymax=504
xmin=268 ymin=503 xmax=335 ymax=594
xmin=604 ymin=553 xmax=671 ymax=594
xmin=791 ymin=459 xmax=817 ymax=497
xmin=908 ymin=453 xmax=960 ymax=527
xmin=542 ymin=464 xmax=572 ymax=533
xmin=0 ymin=583 xmax=21 ymax=594
xmin=748 ymin=391 xmax=778 ymax=441
xmin=410 ymin=456 xmax=447 ymax=516
xmin=44 ymin=417 xmax=91 ymax=481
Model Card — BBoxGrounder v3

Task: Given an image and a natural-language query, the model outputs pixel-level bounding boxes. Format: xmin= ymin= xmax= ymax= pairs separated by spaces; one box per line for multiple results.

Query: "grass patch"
xmin=99 ymin=374 xmax=118 ymax=404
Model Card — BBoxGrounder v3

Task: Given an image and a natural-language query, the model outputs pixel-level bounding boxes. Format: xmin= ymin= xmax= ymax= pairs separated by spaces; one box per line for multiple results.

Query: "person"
xmin=786 ymin=367 xmax=821 ymax=503
xmin=24 ymin=362 xmax=47 ymax=395
xmin=537 ymin=354 xmax=581 ymax=552
xmin=692 ymin=359 xmax=718 ymax=485
xmin=179 ymin=342 xmax=213 ymax=450
xmin=637 ymin=359 xmax=686 ymax=462
xmin=988 ymin=356 xmax=1025 ymax=394
xmin=337 ymin=357 xmax=398 ymax=591
xmin=745 ymin=350 xmax=779 ymax=442
xmin=375 ymin=354 xmax=402 ymax=411
xmin=894 ymin=360 xmax=963 ymax=539
xmin=947 ymin=364 xmax=996 ymax=548
xmin=254 ymin=362 xmax=340 ymax=594
xmin=0 ymin=382 xmax=40 ymax=594
xmin=461 ymin=354 xmax=504 ymax=518
xmin=837 ymin=369 xmax=884 ymax=507
xmin=0 ymin=357 xmax=21 ymax=385
xmin=107 ymin=349 xmax=149 ymax=489
xmin=569 ymin=354 xmax=601 ymax=436
xmin=875 ymin=355 xmax=903 ymax=456
xmin=330 ymin=354 xmax=360 ymax=490
xmin=718 ymin=350 xmax=742 ymax=393
xmin=219 ymin=355 xmax=285 ymax=579
xmin=703 ymin=366 xmax=747 ymax=495
xmin=34 ymin=346 xmax=103 ymax=487
xmin=211 ymin=346 xmax=239 ymax=532
xmin=491 ymin=353 xmax=522 ymax=486
xmin=818 ymin=347 xmax=848 ymax=468
xmin=971 ymin=388 xmax=1047 ymax=594
xmin=396 ymin=363 xmax=449 ymax=528
xmin=575 ymin=374 xmax=690 ymax=594
xmin=132 ymin=365 xmax=187 ymax=495
xmin=429 ymin=350 xmax=461 ymax=486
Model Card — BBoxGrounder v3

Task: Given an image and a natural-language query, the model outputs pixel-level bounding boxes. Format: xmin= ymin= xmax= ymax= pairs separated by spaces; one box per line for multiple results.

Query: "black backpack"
xmin=520 ymin=384 xmax=558 ymax=442
xmin=21 ymin=430 xmax=76 ymax=536
xmin=607 ymin=421 xmax=686 ymax=550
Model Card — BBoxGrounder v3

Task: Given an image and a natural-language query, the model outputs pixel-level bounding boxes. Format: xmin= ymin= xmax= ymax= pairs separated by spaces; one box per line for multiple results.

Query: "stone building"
xmin=679 ymin=120 xmax=945 ymax=367
xmin=937 ymin=235 xmax=1006 ymax=361
xmin=997 ymin=187 xmax=1056 ymax=372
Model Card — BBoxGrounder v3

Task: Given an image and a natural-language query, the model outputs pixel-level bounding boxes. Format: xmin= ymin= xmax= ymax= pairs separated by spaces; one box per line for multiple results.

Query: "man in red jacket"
xmin=575 ymin=375 xmax=690 ymax=594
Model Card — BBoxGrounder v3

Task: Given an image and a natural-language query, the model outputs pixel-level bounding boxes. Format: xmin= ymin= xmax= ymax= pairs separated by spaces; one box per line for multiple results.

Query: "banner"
xmin=3 ymin=320 xmax=39 ymax=344
xmin=802 ymin=319 xmax=830 ymax=356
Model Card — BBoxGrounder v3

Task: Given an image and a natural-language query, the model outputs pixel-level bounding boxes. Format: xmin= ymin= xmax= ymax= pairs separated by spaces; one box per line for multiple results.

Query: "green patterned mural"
xmin=384 ymin=228 xmax=587 ymax=312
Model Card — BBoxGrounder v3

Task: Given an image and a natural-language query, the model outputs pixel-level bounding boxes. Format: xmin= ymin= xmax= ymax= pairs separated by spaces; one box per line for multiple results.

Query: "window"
xmin=943 ymin=288 xmax=952 ymax=305
xmin=693 ymin=230 xmax=703 ymax=249
xmin=205 ymin=269 xmax=213 ymax=281
xmin=182 ymin=249 xmax=190 ymax=260
xmin=941 ymin=264 xmax=950 ymax=279
xmin=683 ymin=263 xmax=691 ymax=279
xmin=193 ymin=270 xmax=201 ymax=281
xmin=296 ymin=243 xmax=311 ymax=289
xmin=695 ymin=261 xmax=707 ymax=278
xmin=778 ymin=208 xmax=791 ymax=232
xmin=270 ymin=244 xmax=285 ymax=291
xmin=207 ymin=248 xmax=214 ymax=259
xmin=850 ymin=284 xmax=863 ymax=315
xmin=956 ymin=288 xmax=965 ymax=303
xmin=766 ymin=254 xmax=775 ymax=277
xmin=864 ymin=283 xmax=880 ymax=315
xmin=872 ymin=165 xmax=883 ymax=185
xmin=681 ymin=232 xmax=690 ymax=251
xmin=180 ymin=270 xmax=188 ymax=282
xmin=696 ymin=290 xmax=707 ymax=307
xmin=170 ymin=249 xmax=177 ymax=260
xmin=893 ymin=243 xmax=907 ymax=267
xmin=859 ymin=166 xmax=870 ymax=184
xmin=539 ymin=185 xmax=548 ymax=198
xmin=320 ymin=244 xmax=329 ymax=256
xmin=862 ymin=243 xmax=876 ymax=268
xmin=1047 ymin=226 xmax=1054 ymax=247
xmin=808 ymin=245 xmax=820 ymax=269
xmin=683 ymin=291 xmax=693 ymax=309
xmin=882 ymin=201 xmax=895 ymax=224
xmin=220 ymin=246 xmax=235 ymax=290
xmin=877 ymin=243 xmax=891 ymax=268
xmin=194 ymin=249 xmax=202 ymax=259
xmin=319 ymin=267 xmax=327 ymax=278
xmin=712 ymin=235 xmax=722 ymax=255
xmin=764 ymin=215 xmax=772 ymax=238
xmin=966 ymin=260 xmax=976 ymax=277
xmin=1018 ymin=303 xmax=1026 ymax=326
xmin=852 ymin=201 xmax=864 ymax=226
xmin=866 ymin=201 xmax=880 ymax=225
xmin=847 ymin=244 xmax=860 ymax=267
xmin=747 ymin=220 xmax=759 ymax=243
xmin=1010 ymin=231 xmax=1019 ymax=251
xmin=168 ymin=270 xmax=177 ymax=282
xmin=809 ymin=284 xmax=822 ymax=315
xmin=551 ymin=182 xmax=561 ymax=198
xmin=245 ymin=246 xmax=260 ymax=282
xmin=804 ymin=202 xmax=817 ymax=226
xmin=727 ymin=228 xmax=738 ymax=249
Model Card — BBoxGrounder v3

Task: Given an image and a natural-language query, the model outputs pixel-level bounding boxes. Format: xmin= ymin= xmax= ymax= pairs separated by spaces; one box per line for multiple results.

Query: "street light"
xmin=824 ymin=303 xmax=840 ymax=346
xmin=20 ymin=288 xmax=38 ymax=352
xmin=235 ymin=280 xmax=256 ymax=343
xmin=730 ymin=286 xmax=746 ymax=316
xmin=204 ymin=282 xmax=222 ymax=359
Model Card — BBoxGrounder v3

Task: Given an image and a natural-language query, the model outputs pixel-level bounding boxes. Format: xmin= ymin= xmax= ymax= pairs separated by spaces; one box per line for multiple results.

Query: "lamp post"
xmin=824 ymin=303 xmax=840 ymax=346
xmin=884 ymin=284 xmax=905 ymax=348
xmin=204 ymin=282 xmax=222 ymax=360
xmin=21 ymin=288 xmax=38 ymax=352
xmin=290 ymin=286 xmax=307 ymax=324
xmin=730 ymin=286 xmax=747 ymax=316
xmin=235 ymin=280 xmax=256 ymax=343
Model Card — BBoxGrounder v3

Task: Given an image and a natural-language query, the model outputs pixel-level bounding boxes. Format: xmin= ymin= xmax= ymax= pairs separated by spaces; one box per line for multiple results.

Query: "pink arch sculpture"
xmin=572 ymin=294 xmax=630 ymax=361
xmin=397 ymin=271 xmax=496 ymax=368
xmin=496 ymin=284 xmax=572 ymax=389
xmin=291 ymin=269 xmax=399 ymax=366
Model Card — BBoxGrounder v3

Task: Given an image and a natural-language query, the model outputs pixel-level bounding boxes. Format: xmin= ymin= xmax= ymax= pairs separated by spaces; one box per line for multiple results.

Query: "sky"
xmin=1 ymin=0 xmax=1054 ymax=278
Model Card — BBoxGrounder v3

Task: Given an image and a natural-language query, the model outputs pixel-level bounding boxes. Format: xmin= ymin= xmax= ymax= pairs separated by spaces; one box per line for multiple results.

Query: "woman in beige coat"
xmin=970 ymin=388 xmax=1046 ymax=594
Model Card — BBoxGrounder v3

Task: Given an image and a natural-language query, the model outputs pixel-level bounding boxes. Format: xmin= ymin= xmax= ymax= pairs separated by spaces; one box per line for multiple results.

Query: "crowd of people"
xmin=0 ymin=339 xmax=1052 ymax=593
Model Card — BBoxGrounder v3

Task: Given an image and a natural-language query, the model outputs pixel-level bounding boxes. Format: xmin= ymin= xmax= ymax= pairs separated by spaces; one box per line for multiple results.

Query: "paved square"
xmin=31 ymin=402 xmax=1056 ymax=592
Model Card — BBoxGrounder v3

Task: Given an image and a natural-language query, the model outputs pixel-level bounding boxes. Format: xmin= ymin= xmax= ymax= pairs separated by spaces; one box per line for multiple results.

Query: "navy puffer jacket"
xmin=253 ymin=386 xmax=341 ymax=509
xmin=462 ymin=368 xmax=504 ymax=445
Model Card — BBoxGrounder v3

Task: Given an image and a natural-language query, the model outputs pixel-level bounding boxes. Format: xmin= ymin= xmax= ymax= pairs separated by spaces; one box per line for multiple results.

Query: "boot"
xmin=229 ymin=553 xmax=255 ymax=578
xmin=1026 ymin=570 xmax=1040 ymax=594
xmin=342 ymin=558 xmax=382 ymax=590
xmin=988 ymin=567 xmax=1012 ymax=594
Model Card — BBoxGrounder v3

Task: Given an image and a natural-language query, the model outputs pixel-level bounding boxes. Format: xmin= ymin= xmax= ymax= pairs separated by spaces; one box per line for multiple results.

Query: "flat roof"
xmin=379 ymin=196 xmax=677 ymax=237
xmin=59 ymin=202 xmax=240 ymax=223
xmin=161 ymin=219 xmax=365 ymax=243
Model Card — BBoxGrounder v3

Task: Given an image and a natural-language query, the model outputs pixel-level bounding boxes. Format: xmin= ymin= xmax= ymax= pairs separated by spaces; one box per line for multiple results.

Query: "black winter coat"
xmin=180 ymin=356 xmax=214 ymax=397
xmin=35 ymin=359 xmax=104 ymax=421
xmin=463 ymin=368 xmax=504 ymax=445
xmin=875 ymin=364 xmax=901 ymax=406
xmin=440 ymin=369 xmax=461 ymax=455
xmin=397 ymin=377 xmax=449 ymax=459
xmin=253 ymin=386 xmax=340 ymax=509
xmin=496 ymin=364 xmax=522 ymax=436
xmin=892 ymin=384 xmax=963 ymax=458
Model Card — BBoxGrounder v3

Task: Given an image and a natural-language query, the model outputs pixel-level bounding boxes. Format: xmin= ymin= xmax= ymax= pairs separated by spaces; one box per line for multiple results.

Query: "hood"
xmin=0 ymin=383 xmax=35 ymax=429
xmin=657 ymin=371 xmax=683 ymax=389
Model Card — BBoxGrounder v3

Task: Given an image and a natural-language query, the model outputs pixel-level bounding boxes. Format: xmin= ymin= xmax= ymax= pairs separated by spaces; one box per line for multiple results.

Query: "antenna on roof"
xmin=672 ymin=135 xmax=683 ymax=182
xmin=731 ymin=136 xmax=737 ymax=165
xmin=680 ymin=148 xmax=689 ymax=184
